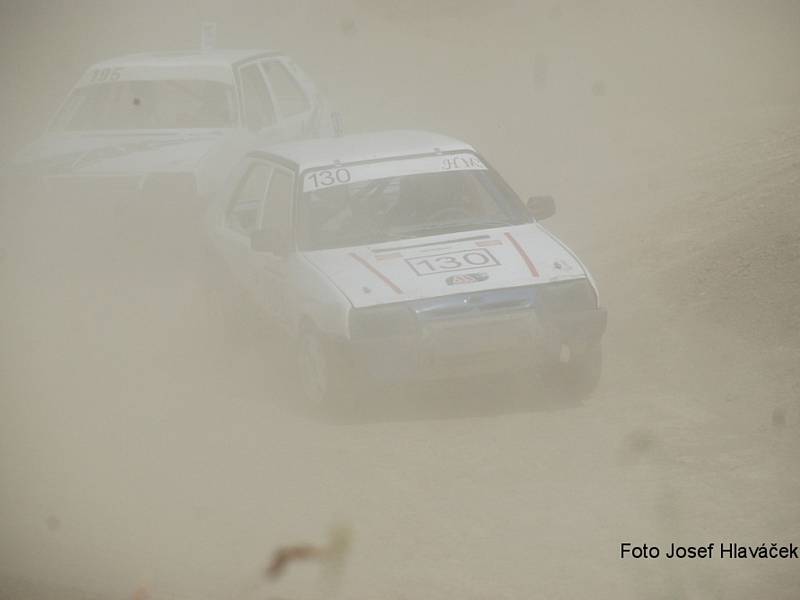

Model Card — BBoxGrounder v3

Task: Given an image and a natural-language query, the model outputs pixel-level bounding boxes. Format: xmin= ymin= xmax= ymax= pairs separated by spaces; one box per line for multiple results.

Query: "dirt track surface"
xmin=1 ymin=2 xmax=799 ymax=599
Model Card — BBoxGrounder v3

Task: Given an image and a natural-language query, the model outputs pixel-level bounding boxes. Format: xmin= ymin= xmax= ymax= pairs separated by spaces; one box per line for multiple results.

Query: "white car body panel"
xmin=14 ymin=130 xmax=259 ymax=198
xmin=16 ymin=130 xmax=222 ymax=173
xmin=303 ymin=223 xmax=586 ymax=309
xmin=209 ymin=204 xmax=352 ymax=337
xmin=206 ymin=155 xmax=352 ymax=336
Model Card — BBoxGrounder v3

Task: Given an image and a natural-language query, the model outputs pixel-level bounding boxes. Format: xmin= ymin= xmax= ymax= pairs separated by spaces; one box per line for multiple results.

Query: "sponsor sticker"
xmin=445 ymin=272 xmax=490 ymax=285
xmin=552 ymin=260 xmax=574 ymax=272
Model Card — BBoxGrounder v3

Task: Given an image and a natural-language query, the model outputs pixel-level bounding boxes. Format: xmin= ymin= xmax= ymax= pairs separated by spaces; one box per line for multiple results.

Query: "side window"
xmin=240 ymin=64 xmax=276 ymax=130
xmin=227 ymin=164 xmax=271 ymax=235
xmin=261 ymin=61 xmax=311 ymax=117
xmin=262 ymin=168 xmax=295 ymax=235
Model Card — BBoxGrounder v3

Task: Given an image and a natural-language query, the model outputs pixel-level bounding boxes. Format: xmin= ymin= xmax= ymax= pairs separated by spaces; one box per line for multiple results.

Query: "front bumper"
xmin=341 ymin=282 xmax=607 ymax=383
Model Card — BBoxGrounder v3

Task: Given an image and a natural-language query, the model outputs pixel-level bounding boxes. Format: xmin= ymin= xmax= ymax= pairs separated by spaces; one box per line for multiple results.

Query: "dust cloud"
xmin=1 ymin=1 xmax=799 ymax=599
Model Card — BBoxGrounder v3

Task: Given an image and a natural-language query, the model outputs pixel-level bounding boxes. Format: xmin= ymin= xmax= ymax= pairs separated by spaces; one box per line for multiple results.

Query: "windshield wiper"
xmin=329 ymin=229 xmax=409 ymax=248
xmin=392 ymin=219 xmax=514 ymax=238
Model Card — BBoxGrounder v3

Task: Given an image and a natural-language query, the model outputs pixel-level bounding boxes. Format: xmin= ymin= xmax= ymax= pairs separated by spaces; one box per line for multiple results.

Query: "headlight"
xmin=535 ymin=278 xmax=598 ymax=314
xmin=348 ymin=303 xmax=417 ymax=339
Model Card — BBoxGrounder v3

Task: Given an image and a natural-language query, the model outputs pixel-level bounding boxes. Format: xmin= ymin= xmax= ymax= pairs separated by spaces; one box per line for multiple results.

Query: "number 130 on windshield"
xmin=306 ymin=168 xmax=351 ymax=191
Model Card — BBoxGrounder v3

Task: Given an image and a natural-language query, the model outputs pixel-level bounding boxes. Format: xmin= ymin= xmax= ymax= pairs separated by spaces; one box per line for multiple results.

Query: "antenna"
xmin=201 ymin=22 xmax=217 ymax=51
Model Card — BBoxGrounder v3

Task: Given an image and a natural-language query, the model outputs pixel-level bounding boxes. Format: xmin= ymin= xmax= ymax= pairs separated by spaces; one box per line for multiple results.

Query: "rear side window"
xmin=262 ymin=61 xmax=310 ymax=117
xmin=240 ymin=65 xmax=276 ymax=129
xmin=227 ymin=164 xmax=271 ymax=235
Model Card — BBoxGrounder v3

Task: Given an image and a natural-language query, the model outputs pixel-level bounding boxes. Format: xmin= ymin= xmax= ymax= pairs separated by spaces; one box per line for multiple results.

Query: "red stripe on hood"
xmin=349 ymin=253 xmax=404 ymax=294
xmin=504 ymin=232 xmax=540 ymax=278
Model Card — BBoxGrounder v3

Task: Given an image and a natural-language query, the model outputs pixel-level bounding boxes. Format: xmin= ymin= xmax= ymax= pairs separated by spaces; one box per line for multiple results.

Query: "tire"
xmin=296 ymin=329 xmax=358 ymax=413
xmin=548 ymin=342 xmax=603 ymax=402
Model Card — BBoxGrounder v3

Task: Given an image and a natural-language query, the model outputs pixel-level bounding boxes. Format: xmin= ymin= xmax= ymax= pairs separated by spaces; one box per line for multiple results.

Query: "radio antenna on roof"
xmin=201 ymin=22 xmax=217 ymax=52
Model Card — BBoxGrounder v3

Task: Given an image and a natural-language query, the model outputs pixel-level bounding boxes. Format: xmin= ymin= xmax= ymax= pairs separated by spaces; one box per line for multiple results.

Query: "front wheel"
xmin=297 ymin=330 xmax=358 ymax=413
xmin=547 ymin=343 xmax=603 ymax=402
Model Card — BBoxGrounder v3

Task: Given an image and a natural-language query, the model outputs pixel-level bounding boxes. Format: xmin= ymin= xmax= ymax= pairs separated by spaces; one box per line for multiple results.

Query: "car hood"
xmin=8 ymin=130 xmax=227 ymax=177
xmin=303 ymin=223 xmax=588 ymax=308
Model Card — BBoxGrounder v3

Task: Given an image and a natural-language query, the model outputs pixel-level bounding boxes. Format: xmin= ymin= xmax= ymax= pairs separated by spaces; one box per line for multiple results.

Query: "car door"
xmin=257 ymin=161 xmax=296 ymax=326
xmin=217 ymin=159 xmax=272 ymax=300
xmin=260 ymin=58 xmax=316 ymax=141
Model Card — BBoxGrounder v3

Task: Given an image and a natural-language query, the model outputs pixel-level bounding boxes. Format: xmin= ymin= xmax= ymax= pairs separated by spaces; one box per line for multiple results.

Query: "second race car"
xmin=9 ymin=48 xmax=335 ymax=200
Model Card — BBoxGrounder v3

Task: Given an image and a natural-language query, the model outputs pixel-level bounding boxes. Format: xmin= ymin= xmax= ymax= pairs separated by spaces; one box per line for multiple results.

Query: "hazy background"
xmin=1 ymin=1 xmax=799 ymax=599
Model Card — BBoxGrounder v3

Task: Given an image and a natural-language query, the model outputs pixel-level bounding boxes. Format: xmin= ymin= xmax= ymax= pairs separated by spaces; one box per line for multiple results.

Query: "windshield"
xmin=52 ymin=80 xmax=237 ymax=130
xmin=298 ymin=158 xmax=529 ymax=250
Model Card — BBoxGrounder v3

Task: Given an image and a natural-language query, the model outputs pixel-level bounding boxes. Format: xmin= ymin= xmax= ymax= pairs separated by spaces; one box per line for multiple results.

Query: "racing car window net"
xmin=298 ymin=168 xmax=529 ymax=250
xmin=240 ymin=64 xmax=276 ymax=130
xmin=54 ymin=80 xmax=236 ymax=130
xmin=227 ymin=164 xmax=271 ymax=235
xmin=261 ymin=61 xmax=311 ymax=117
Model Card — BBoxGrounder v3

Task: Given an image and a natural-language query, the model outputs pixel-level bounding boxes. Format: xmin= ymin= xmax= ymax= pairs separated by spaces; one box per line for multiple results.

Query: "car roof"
xmin=253 ymin=130 xmax=477 ymax=171
xmin=91 ymin=49 xmax=281 ymax=69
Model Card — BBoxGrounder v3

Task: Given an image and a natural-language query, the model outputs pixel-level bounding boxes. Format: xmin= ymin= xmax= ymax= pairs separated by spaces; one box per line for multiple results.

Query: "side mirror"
xmin=250 ymin=228 xmax=288 ymax=255
xmin=526 ymin=195 xmax=556 ymax=220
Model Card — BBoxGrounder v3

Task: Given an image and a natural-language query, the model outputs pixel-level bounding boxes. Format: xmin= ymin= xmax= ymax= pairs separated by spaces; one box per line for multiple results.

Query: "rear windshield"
xmin=52 ymin=80 xmax=237 ymax=131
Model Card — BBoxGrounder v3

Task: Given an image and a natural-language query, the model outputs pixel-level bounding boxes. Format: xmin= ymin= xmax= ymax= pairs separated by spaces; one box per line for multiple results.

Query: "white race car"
xmin=9 ymin=48 xmax=335 ymax=200
xmin=207 ymin=130 xmax=607 ymax=406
